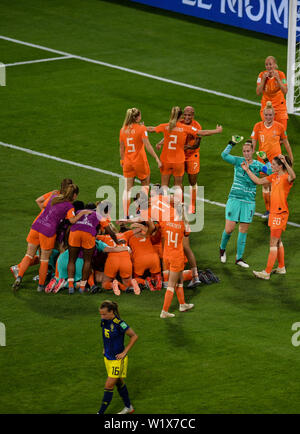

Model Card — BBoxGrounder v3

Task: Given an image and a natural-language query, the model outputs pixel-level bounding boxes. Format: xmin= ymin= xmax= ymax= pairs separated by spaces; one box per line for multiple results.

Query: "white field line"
xmin=1 ymin=140 xmax=299 ymax=228
xmin=0 ymin=35 xmax=260 ymax=107
xmin=1 ymin=35 xmax=300 ymax=117
xmin=4 ymin=55 xmax=73 ymax=67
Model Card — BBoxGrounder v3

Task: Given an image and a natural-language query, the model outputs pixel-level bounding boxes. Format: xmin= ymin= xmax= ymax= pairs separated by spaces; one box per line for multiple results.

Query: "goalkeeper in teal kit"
xmin=219 ymin=136 xmax=272 ymax=268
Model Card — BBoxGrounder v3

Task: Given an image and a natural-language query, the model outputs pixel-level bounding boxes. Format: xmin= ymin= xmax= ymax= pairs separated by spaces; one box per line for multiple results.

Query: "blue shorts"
xmin=225 ymin=198 xmax=255 ymax=223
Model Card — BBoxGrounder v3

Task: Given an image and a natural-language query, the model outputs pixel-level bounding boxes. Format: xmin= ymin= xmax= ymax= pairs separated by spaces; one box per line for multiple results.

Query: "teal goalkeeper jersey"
xmin=221 ymin=144 xmax=272 ymax=203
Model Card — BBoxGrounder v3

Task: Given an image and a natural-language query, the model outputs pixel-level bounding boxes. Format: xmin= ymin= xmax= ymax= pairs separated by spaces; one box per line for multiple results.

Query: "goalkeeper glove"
xmin=228 ymin=135 xmax=244 ymax=146
xmin=256 ymin=151 xmax=268 ymax=163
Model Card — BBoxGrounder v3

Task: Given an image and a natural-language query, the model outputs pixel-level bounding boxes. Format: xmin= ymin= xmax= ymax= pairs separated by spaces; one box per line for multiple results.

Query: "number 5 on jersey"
xmin=127 ymin=137 xmax=136 ymax=153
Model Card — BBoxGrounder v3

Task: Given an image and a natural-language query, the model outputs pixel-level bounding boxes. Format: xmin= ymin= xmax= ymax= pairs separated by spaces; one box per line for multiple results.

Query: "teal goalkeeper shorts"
xmin=225 ymin=198 xmax=256 ymax=223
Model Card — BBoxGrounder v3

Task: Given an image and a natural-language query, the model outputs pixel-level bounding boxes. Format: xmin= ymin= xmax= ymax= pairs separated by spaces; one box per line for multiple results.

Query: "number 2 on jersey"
xmin=168 ymin=134 xmax=177 ymax=150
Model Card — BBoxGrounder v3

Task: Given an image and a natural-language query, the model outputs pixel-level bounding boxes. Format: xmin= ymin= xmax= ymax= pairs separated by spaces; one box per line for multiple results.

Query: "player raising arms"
xmin=219 ymin=136 xmax=272 ymax=268
xmin=147 ymin=106 xmax=222 ymax=192
xmin=97 ymin=300 xmax=138 ymax=415
xmin=251 ymin=101 xmax=293 ymax=218
xmin=256 ymin=56 xmax=288 ymax=131
xmin=241 ymin=155 xmax=295 ymax=280
xmin=120 ymin=108 xmax=162 ymax=218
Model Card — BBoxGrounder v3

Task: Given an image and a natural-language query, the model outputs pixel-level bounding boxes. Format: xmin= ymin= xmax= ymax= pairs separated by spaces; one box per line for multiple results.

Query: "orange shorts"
xmin=123 ymin=159 xmax=150 ymax=180
xmin=160 ymin=162 xmax=184 ymax=177
xmin=268 ymin=212 xmax=288 ymax=232
xmin=27 ymin=229 xmax=56 ymax=250
xmin=133 ymin=253 xmax=161 ymax=276
xmin=69 ymin=230 xmax=96 ymax=249
xmin=185 ymin=153 xmax=200 ymax=175
xmin=104 ymin=253 xmax=132 ymax=279
xmin=163 ymin=255 xmax=185 ymax=273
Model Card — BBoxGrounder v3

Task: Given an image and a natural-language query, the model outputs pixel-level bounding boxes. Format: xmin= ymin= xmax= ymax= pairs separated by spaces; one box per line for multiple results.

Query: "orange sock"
xmin=277 ymin=243 xmax=285 ymax=268
xmin=175 ymin=285 xmax=185 ymax=304
xmin=102 ymin=281 xmax=113 ymax=290
xmin=162 ymin=288 xmax=174 ymax=312
xmin=18 ymin=255 xmax=33 ymax=277
xmin=39 ymin=260 xmax=49 ymax=285
xmin=68 ymin=278 xmax=74 ymax=289
xmin=119 ymin=282 xmax=126 ymax=291
xmin=88 ymin=273 xmax=95 ymax=287
xmin=190 ymin=185 xmax=197 ymax=210
xmin=262 ymin=191 xmax=271 ymax=211
xmin=183 ymin=270 xmax=193 ymax=281
xmin=55 ymin=261 xmax=59 ymax=278
xmin=265 ymin=247 xmax=278 ymax=274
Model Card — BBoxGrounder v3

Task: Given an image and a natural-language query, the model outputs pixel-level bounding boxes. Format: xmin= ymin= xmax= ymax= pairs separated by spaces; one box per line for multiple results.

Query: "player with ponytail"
xmin=97 ymin=300 xmax=138 ymax=414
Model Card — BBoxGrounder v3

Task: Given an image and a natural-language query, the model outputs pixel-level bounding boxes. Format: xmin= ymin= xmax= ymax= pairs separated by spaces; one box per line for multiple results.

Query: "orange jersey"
xmin=120 ymin=123 xmax=149 ymax=164
xmin=257 ymin=70 xmax=287 ymax=114
xmin=148 ymin=194 xmax=178 ymax=222
xmin=158 ymin=219 xmax=189 ymax=261
xmin=120 ymin=229 xmax=155 ymax=259
xmin=251 ymin=121 xmax=287 ymax=163
xmin=266 ymin=172 xmax=293 ymax=214
xmin=155 ymin=121 xmax=198 ymax=163
xmin=184 ymin=119 xmax=202 ymax=159
xmin=96 ymin=234 xmax=115 ymax=247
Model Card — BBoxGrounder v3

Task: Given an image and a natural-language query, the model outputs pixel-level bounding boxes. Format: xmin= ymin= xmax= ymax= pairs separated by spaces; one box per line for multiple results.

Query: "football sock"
xmin=190 ymin=184 xmax=197 ymax=210
xmin=175 ymin=284 xmax=185 ymax=305
xmin=98 ymin=389 xmax=113 ymax=414
xmin=55 ymin=261 xmax=59 ymax=278
xmin=162 ymin=287 xmax=174 ymax=312
xmin=236 ymin=232 xmax=248 ymax=260
xmin=18 ymin=254 xmax=33 ymax=277
xmin=183 ymin=270 xmax=193 ymax=281
xmin=79 ymin=280 xmax=87 ymax=291
xmin=38 ymin=260 xmax=49 ymax=285
xmin=277 ymin=243 xmax=285 ymax=268
xmin=68 ymin=278 xmax=74 ymax=289
xmin=88 ymin=273 xmax=95 ymax=287
xmin=117 ymin=383 xmax=131 ymax=408
xmin=265 ymin=247 xmax=278 ymax=274
xmin=220 ymin=230 xmax=232 ymax=250
xmin=119 ymin=282 xmax=127 ymax=291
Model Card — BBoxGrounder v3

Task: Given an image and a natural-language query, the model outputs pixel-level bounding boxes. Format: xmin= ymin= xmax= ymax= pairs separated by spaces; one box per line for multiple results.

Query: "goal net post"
xmin=287 ymin=0 xmax=300 ymax=114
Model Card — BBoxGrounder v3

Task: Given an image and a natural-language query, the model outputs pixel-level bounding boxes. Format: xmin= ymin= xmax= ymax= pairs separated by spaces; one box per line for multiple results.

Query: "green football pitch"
xmin=1 ymin=0 xmax=300 ymax=414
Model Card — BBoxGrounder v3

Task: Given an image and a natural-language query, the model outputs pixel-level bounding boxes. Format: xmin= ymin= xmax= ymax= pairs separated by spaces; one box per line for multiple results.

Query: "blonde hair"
xmin=122 ymin=108 xmax=140 ymax=129
xmin=51 ymin=184 xmax=79 ymax=206
xmin=264 ymin=101 xmax=275 ymax=115
xmin=168 ymin=106 xmax=182 ymax=131
xmin=265 ymin=56 xmax=278 ymax=69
